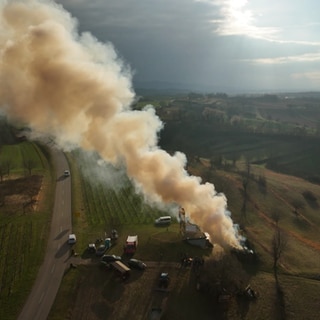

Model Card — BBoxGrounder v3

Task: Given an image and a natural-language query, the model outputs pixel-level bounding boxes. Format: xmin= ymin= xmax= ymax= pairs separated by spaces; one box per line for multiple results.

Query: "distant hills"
xmin=133 ymin=80 xmax=238 ymax=95
xmin=133 ymin=80 xmax=320 ymax=97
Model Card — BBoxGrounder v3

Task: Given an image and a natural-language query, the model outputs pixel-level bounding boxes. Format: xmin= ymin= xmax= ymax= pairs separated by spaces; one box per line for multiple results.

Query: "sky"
xmin=55 ymin=0 xmax=320 ymax=93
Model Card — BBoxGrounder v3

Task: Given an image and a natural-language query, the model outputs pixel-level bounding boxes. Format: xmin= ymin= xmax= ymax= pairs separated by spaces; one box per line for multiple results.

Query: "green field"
xmin=65 ymin=150 xmax=177 ymax=253
xmin=0 ymin=141 xmax=54 ymax=320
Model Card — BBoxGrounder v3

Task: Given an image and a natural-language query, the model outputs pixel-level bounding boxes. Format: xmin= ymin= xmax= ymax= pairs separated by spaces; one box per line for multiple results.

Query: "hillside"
xmin=49 ymin=93 xmax=320 ymax=319
xmin=156 ymin=93 xmax=320 ymax=183
xmin=2 ymin=92 xmax=320 ymax=319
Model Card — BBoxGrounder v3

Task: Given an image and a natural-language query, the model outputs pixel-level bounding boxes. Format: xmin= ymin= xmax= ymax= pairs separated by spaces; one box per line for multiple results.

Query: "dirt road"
xmin=18 ymin=146 xmax=72 ymax=320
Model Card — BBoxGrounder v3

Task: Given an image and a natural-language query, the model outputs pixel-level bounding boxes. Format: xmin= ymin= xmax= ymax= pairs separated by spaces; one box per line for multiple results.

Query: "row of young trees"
xmin=0 ymin=158 xmax=37 ymax=182
xmin=0 ymin=142 xmax=40 ymax=212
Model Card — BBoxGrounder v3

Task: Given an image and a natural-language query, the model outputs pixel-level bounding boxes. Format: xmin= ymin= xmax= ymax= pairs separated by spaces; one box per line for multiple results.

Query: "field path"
xmin=18 ymin=146 xmax=72 ymax=320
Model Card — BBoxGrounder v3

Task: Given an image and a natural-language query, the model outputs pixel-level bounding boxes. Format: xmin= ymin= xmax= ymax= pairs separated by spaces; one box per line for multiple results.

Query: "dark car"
xmin=87 ymin=243 xmax=96 ymax=254
xmin=101 ymin=254 xmax=122 ymax=265
xmin=158 ymin=272 xmax=170 ymax=288
xmin=128 ymin=258 xmax=147 ymax=270
xmin=96 ymin=244 xmax=107 ymax=256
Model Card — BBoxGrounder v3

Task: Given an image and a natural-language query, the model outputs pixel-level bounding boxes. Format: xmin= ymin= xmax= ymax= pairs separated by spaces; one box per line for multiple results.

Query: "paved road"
xmin=18 ymin=147 xmax=72 ymax=320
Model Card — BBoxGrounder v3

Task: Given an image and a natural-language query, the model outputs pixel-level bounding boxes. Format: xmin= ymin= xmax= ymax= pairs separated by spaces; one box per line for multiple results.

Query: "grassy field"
xmin=1 ymin=141 xmax=48 ymax=176
xmin=1 ymin=146 xmax=320 ymax=319
xmin=64 ymin=150 xmax=173 ymax=251
xmin=2 ymin=94 xmax=320 ymax=319
xmin=0 ymin=141 xmax=55 ymax=320
xmin=187 ymin=159 xmax=320 ymax=276
xmin=48 ymin=149 xmax=320 ymax=320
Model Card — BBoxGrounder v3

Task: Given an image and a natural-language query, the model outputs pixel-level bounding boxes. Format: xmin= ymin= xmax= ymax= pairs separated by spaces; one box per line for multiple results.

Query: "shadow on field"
xmin=55 ymin=242 xmax=70 ymax=259
xmin=292 ymin=216 xmax=311 ymax=231
xmin=56 ymin=175 xmax=68 ymax=182
xmin=91 ymin=301 xmax=112 ymax=320
xmin=235 ymin=295 xmax=250 ymax=320
xmin=307 ymin=200 xmax=319 ymax=210
xmin=101 ymin=274 xmax=125 ymax=303
xmin=81 ymin=250 xmax=97 ymax=260
xmin=54 ymin=229 xmax=69 ymax=240
xmin=274 ymin=282 xmax=286 ymax=320
xmin=126 ymin=269 xmax=145 ymax=282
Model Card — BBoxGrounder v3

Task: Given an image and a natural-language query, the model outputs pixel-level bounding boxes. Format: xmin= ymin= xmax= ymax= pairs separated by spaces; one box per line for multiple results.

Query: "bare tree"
xmin=241 ymin=160 xmax=251 ymax=222
xmin=23 ymin=159 xmax=36 ymax=176
xmin=0 ymin=158 xmax=15 ymax=182
xmin=291 ymin=198 xmax=305 ymax=215
xmin=272 ymin=227 xmax=288 ymax=281
xmin=271 ymin=211 xmax=281 ymax=226
xmin=4 ymin=159 xmax=14 ymax=176
xmin=0 ymin=186 xmax=4 ymax=206
xmin=230 ymin=151 xmax=241 ymax=167
xmin=0 ymin=162 xmax=5 ymax=182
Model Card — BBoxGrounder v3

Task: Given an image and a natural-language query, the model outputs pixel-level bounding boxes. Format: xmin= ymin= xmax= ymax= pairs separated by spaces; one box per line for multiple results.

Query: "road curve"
xmin=18 ymin=146 xmax=72 ymax=320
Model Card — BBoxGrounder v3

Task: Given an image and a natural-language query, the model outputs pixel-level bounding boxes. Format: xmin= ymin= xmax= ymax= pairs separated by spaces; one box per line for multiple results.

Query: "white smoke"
xmin=0 ymin=0 xmax=241 ymax=248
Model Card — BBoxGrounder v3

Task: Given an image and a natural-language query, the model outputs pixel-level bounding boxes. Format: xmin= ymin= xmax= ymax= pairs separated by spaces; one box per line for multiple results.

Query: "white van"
xmin=68 ymin=234 xmax=76 ymax=244
xmin=154 ymin=216 xmax=172 ymax=226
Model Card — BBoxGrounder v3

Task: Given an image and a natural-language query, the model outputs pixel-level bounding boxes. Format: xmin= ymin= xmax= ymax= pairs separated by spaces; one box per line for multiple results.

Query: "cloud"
xmin=201 ymin=0 xmax=320 ymax=48
xmin=292 ymin=71 xmax=320 ymax=81
xmin=247 ymin=52 xmax=320 ymax=65
xmin=198 ymin=0 xmax=279 ymax=39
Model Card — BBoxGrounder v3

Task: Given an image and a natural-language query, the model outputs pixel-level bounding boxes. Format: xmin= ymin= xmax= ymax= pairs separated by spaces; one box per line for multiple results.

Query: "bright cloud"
xmin=202 ymin=0 xmax=320 ymax=47
xmin=248 ymin=52 xmax=320 ymax=65
xmin=203 ymin=0 xmax=279 ymax=39
xmin=292 ymin=71 xmax=320 ymax=81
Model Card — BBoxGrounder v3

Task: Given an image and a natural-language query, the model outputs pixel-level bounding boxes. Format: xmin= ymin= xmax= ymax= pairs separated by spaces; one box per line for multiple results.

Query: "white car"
xmin=154 ymin=216 xmax=171 ymax=226
xmin=64 ymin=170 xmax=70 ymax=177
xmin=68 ymin=234 xmax=76 ymax=244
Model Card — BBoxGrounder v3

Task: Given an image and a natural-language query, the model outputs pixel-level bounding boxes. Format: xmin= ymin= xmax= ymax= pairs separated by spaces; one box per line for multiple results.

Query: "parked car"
xmin=64 ymin=170 xmax=70 ymax=177
xmin=68 ymin=234 xmax=76 ymax=245
xmin=128 ymin=258 xmax=147 ymax=270
xmin=154 ymin=216 xmax=171 ymax=226
xmin=101 ymin=254 xmax=122 ymax=265
xmin=96 ymin=244 xmax=107 ymax=256
xmin=87 ymin=243 xmax=96 ymax=254
xmin=158 ymin=272 xmax=169 ymax=288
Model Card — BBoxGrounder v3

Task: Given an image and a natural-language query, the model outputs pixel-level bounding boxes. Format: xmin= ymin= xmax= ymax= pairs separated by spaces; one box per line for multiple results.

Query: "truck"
xmin=124 ymin=235 xmax=138 ymax=254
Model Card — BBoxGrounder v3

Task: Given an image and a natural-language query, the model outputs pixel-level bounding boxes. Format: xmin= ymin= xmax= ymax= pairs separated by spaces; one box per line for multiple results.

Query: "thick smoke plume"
xmin=0 ymin=0 xmax=240 ymax=248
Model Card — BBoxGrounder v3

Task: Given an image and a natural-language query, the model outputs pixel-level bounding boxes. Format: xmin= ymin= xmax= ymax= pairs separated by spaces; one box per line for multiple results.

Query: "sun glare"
xmin=209 ymin=0 xmax=278 ymax=39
